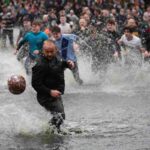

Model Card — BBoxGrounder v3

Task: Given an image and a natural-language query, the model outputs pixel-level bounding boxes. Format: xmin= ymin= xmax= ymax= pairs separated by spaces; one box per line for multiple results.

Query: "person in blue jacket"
xmin=15 ymin=20 xmax=48 ymax=74
xmin=51 ymin=26 xmax=83 ymax=85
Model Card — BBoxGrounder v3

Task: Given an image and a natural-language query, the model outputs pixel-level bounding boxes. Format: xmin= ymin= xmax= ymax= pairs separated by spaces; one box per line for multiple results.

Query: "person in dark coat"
xmin=32 ymin=40 xmax=74 ymax=132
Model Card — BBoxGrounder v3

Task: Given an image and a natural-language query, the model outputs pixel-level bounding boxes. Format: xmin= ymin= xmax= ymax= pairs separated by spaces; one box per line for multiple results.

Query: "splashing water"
xmin=66 ymin=32 xmax=150 ymax=96
xmin=1 ymin=28 xmax=150 ymax=149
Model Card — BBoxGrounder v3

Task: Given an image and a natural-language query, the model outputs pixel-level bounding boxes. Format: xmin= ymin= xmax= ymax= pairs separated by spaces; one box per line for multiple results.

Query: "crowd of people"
xmin=1 ymin=0 xmax=150 ymax=133
xmin=1 ymin=0 xmax=150 ymax=67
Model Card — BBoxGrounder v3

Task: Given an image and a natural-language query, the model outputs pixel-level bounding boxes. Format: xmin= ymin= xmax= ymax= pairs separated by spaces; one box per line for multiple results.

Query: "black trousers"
xmin=37 ymin=95 xmax=65 ymax=120
xmin=2 ymin=29 xmax=14 ymax=47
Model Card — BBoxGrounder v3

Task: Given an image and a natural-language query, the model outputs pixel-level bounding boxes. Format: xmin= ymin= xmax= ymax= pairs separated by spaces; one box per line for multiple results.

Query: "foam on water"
xmin=0 ymin=46 xmax=49 ymax=135
xmin=1 ymin=36 xmax=150 ymax=136
xmin=0 ymin=103 xmax=47 ymax=134
xmin=0 ymin=45 xmax=95 ymax=136
xmin=64 ymin=32 xmax=150 ymax=97
xmin=101 ymin=61 xmax=150 ymax=95
xmin=65 ymin=49 xmax=150 ymax=96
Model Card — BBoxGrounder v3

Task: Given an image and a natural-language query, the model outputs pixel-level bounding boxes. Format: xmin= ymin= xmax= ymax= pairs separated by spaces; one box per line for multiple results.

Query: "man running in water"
xmin=32 ymin=40 xmax=74 ymax=132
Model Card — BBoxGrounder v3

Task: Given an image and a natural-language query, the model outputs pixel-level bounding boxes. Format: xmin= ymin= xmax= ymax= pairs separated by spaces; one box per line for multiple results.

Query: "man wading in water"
xmin=32 ymin=40 xmax=74 ymax=132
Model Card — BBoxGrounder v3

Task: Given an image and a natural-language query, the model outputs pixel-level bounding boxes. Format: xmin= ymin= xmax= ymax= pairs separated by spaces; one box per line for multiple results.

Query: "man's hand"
xmin=50 ymin=90 xmax=61 ymax=98
xmin=67 ymin=60 xmax=74 ymax=69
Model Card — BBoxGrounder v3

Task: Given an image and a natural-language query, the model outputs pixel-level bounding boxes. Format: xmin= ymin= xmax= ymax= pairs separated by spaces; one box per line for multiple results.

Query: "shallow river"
xmin=0 ymin=30 xmax=150 ymax=150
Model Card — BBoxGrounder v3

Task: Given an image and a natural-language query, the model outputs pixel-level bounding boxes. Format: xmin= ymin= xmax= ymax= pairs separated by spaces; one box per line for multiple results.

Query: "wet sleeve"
xmin=17 ymin=33 xmax=28 ymax=50
xmin=57 ymin=74 xmax=65 ymax=95
xmin=71 ymin=34 xmax=79 ymax=41
xmin=57 ymin=63 xmax=66 ymax=95
xmin=62 ymin=60 xmax=73 ymax=70
xmin=31 ymin=64 xmax=50 ymax=95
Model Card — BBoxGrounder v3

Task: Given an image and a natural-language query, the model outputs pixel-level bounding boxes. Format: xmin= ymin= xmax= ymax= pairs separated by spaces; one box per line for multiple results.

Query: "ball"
xmin=8 ymin=75 xmax=26 ymax=94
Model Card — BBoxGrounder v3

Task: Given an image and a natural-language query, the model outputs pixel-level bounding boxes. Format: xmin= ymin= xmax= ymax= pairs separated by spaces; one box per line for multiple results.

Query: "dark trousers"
xmin=2 ymin=29 xmax=14 ymax=47
xmin=37 ymin=95 xmax=65 ymax=128
xmin=41 ymin=97 xmax=65 ymax=118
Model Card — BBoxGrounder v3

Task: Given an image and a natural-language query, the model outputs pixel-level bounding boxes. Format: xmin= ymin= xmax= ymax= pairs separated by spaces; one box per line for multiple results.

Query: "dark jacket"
xmin=32 ymin=55 xmax=69 ymax=104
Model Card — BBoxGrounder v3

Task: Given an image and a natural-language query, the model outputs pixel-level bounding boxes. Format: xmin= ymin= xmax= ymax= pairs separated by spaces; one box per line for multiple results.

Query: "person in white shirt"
xmin=59 ymin=15 xmax=72 ymax=34
xmin=118 ymin=26 xmax=148 ymax=66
